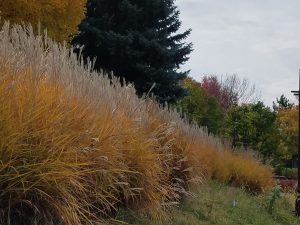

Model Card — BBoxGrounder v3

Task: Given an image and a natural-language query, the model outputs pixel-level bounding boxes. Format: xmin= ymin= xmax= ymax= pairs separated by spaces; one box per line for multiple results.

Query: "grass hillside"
xmin=0 ymin=22 xmax=273 ymax=224
xmin=120 ymin=182 xmax=300 ymax=225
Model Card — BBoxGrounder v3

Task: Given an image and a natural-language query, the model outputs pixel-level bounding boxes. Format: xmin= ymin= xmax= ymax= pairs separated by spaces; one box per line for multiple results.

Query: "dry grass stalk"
xmin=0 ymin=22 xmax=273 ymax=224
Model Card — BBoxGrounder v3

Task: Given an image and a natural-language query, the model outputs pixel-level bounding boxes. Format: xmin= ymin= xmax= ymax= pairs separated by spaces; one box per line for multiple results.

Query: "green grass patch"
xmin=115 ymin=182 xmax=300 ymax=225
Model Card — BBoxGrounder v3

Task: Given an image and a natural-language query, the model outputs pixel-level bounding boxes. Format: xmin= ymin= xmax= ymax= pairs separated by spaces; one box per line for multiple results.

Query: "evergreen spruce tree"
xmin=72 ymin=0 xmax=192 ymax=103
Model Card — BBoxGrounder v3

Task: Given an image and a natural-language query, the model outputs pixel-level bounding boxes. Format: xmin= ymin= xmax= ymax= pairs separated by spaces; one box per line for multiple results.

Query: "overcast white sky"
xmin=177 ymin=0 xmax=300 ymax=106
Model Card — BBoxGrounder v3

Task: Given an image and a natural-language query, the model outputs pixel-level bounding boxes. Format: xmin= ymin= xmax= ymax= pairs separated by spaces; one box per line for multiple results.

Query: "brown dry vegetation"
xmin=0 ymin=23 xmax=273 ymax=225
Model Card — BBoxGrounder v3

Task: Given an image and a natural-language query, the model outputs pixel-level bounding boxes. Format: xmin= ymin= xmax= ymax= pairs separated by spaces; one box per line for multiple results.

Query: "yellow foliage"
xmin=0 ymin=0 xmax=86 ymax=42
xmin=277 ymin=106 xmax=298 ymax=133
xmin=0 ymin=23 xmax=273 ymax=224
xmin=276 ymin=106 xmax=298 ymax=158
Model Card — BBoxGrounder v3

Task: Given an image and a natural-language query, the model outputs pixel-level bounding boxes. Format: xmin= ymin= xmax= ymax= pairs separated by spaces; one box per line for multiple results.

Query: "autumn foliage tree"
xmin=0 ymin=0 xmax=86 ymax=42
xmin=201 ymin=74 xmax=258 ymax=110
xmin=177 ymin=78 xmax=224 ymax=135
xmin=276 ymin=105 xmax=298 ymax=163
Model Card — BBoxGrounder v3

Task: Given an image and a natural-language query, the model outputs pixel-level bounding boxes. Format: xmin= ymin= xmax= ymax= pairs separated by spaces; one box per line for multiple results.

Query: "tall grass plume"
xmin=0 ymin=22 xmax=273 ymax=224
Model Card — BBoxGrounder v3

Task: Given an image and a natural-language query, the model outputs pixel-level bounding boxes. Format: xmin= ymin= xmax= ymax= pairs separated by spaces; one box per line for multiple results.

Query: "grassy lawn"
xmin=113 ymin=182 xmax=300 ymax=225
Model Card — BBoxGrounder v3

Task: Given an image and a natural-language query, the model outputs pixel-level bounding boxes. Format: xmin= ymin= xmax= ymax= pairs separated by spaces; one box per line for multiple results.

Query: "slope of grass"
xmin=123 ymin=182 xmax=300 ymax=225
xmin=0 ymin=22 xmax=273 ymax=224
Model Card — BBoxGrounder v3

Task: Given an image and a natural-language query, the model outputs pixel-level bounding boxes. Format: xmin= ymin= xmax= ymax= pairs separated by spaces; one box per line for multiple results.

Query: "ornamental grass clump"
xmin=0 ymin=22 xmax=273 ymax=224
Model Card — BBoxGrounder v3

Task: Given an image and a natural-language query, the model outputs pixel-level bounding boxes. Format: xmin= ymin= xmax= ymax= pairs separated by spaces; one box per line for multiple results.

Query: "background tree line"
xmin=178 ymin=76 xmax=298 ymax=171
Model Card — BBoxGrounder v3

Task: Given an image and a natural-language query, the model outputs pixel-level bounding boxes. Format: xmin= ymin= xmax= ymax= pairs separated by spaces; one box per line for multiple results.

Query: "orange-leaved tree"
xmin=0 ymin=0 xmax=86 ymax=42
